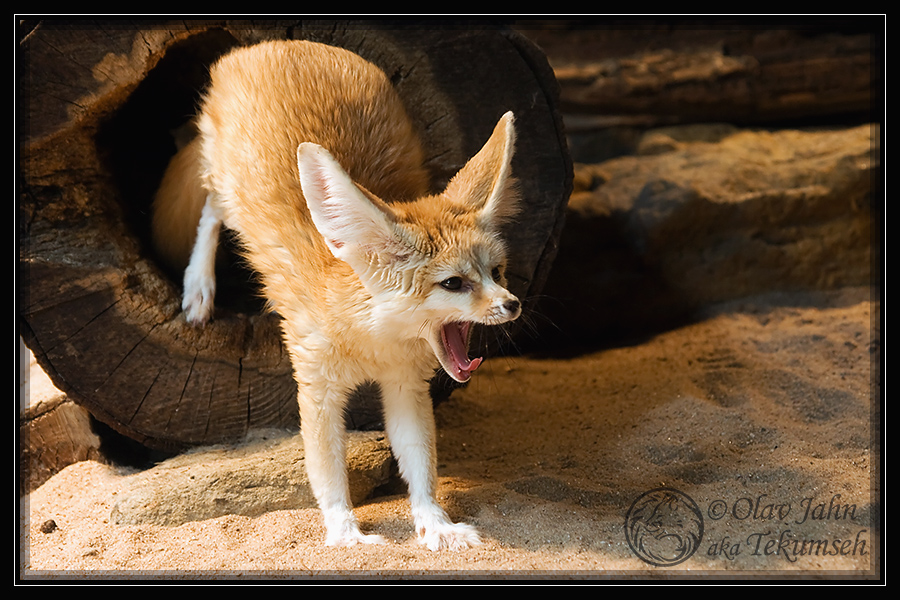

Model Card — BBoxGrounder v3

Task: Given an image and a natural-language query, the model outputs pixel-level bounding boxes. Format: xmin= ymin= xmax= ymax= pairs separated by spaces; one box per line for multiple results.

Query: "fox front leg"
xmin=380 ymin=376 xmax=481 ymax=551
xmin=297 ymin=377 xmax=386 ymax=547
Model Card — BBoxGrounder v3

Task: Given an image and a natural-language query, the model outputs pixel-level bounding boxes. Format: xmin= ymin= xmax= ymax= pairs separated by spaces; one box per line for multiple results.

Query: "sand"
xmin=19 ymin=287 xmax=880 ymax=581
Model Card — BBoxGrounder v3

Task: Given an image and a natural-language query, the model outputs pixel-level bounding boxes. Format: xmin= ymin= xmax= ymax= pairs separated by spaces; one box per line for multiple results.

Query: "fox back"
xmin=196 ymin=40 xmax=430 ymax=309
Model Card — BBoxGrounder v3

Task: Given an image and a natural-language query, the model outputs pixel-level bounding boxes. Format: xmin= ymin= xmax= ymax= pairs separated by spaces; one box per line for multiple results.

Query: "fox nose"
xmin=504 ymin=298 xmax=521 ymax=317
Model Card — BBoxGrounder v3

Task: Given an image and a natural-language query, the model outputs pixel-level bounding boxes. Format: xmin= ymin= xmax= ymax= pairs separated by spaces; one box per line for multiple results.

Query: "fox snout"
xmin=486 ymin=290 xmax=522 ymax=325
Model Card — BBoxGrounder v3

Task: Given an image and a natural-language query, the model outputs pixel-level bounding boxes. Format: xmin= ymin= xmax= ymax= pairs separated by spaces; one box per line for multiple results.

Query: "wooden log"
xmin=19 ymin=338 xmax=102 ymax=494
xmin=518 ymin=19 xmax=878 ymax=125
xmin=18 ymin=20 xmax=572 ymax=452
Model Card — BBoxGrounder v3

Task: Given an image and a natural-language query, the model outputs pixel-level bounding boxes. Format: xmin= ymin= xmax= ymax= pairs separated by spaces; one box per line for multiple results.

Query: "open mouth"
xmin=438 ymin=321 xmax=483 ymax=383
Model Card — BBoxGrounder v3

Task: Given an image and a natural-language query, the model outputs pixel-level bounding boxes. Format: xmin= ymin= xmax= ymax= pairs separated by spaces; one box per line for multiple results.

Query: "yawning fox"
xmin=151 ymin=39 xmax=521 ymax=550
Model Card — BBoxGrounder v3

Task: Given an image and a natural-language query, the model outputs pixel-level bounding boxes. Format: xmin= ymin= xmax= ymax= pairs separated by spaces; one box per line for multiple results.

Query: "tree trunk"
xmin=18 ymin=19 xmax=572 ymax=452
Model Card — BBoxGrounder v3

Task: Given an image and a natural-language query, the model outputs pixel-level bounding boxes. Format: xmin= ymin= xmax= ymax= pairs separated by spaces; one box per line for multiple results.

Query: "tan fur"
xmin=151 ymin=40 xmax=521 ymax=550
xmin=151 ymin=136 xmax=208 ymax=272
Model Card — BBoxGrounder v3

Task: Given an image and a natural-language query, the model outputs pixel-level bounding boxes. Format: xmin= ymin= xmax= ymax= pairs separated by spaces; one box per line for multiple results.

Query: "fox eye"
xmin=440 ymin=276 xmax=464 ymax=291
xmin=491 ymin=266 xmax=503 ymax=282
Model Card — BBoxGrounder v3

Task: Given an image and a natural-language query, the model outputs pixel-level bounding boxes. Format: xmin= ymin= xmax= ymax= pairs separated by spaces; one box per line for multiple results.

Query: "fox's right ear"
xmin=443 ymin=111 xmax=519 ymax=229
xmin=297 ymin=143 xmax=407 ymax=261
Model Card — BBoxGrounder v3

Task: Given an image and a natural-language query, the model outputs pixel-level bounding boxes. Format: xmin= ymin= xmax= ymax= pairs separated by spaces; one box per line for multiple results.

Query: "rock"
xmin=110 ymin=429 xmax=396 ymax=527
xmin=537 ymin=123 xmax=878 ymax=347
xmin=22 ymin=334 xmax=399 ymax=525
xmin=39 ymin=519 xmax=58 ymax=534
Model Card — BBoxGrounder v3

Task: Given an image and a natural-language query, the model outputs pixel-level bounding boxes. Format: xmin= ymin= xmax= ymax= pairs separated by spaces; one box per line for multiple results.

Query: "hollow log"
xmin=18 ymin=19 xmax=572 ymax=452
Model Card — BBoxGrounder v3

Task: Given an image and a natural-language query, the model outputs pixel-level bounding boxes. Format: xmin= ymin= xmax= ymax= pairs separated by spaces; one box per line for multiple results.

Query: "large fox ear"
xmin=443 ymin=111 xmax=518 ymax=228
xmin=297 ymin=143 xmax=407 ymax=262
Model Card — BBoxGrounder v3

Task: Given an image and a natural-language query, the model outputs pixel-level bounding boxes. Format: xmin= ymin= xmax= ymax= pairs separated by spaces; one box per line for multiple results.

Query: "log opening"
xmin=95 ymin=28 xmax=266 ymax=317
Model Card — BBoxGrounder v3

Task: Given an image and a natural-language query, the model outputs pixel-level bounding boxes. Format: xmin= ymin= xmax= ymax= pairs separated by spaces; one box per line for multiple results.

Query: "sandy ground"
xmin=19 ymin=286 xmax=880 ymax=581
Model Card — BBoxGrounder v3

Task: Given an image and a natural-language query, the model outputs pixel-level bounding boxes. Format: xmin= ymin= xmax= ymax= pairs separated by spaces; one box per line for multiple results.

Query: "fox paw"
xmin=323 ymin=510 xmax=386 ymax=547
xmin=324 ymin=522 xmax=386 ymax=547
xmin=182 ymin=271 xmax=215 ymax=325
xmin=417 ymin=520 xmax=481 ymax=552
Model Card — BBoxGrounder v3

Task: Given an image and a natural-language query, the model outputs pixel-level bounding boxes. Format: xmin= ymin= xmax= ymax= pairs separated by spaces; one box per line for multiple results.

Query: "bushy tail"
xmin=151 ymin=136 xmax=208 ymax=273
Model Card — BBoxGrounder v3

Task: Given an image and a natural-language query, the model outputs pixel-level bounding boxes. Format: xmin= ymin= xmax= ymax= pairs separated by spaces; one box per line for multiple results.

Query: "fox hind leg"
xmin=182 ymin=196 xmax=222 ymax=324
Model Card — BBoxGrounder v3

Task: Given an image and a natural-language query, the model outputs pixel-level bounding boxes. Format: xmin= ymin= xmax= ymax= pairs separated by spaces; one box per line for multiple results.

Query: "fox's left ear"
xmin=444 ymin=111 xmax=518 ymax=228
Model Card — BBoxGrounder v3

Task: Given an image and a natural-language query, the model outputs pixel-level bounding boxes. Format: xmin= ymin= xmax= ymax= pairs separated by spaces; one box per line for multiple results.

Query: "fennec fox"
xmin=152 ymin=40 xmax=521 ymax=550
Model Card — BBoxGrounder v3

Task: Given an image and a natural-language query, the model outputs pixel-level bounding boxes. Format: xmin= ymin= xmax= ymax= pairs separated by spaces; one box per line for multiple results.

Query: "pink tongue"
xmin=442 ymin=322 xmax=483 ymax=378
